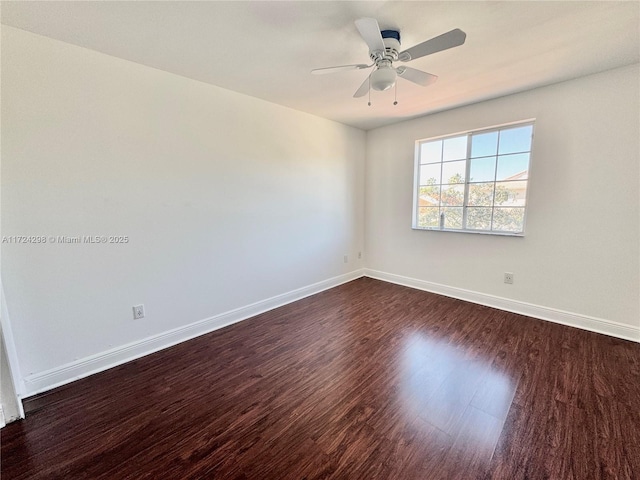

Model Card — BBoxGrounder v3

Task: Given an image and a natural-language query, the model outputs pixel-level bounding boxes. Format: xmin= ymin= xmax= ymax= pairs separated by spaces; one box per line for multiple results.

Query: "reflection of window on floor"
xmin=414 ymin=121 xmax=535 ymax=235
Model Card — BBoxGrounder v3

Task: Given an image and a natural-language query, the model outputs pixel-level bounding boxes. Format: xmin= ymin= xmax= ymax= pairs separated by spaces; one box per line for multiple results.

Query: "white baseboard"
xmin=21 ymin=267 xmax=638 ymax=397
xmin=364 ymin=269 xmax=639 ymax=343
xmin=23 ymin=269 xmax=365 ymax=397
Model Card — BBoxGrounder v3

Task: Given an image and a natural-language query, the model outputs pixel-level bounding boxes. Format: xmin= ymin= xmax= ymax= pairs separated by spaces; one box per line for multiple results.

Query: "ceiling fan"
xmin=312 ymin=18 xmax=466 ymax=100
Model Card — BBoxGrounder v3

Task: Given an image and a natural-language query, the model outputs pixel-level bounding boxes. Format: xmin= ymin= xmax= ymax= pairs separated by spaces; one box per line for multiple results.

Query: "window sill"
xmin=412 ymin=226 xmax=524 ymax=237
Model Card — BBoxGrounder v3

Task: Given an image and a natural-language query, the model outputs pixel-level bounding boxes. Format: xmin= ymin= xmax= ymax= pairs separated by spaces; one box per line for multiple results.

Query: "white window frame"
xmin=412 ymin=119 xmax=535 ymax=236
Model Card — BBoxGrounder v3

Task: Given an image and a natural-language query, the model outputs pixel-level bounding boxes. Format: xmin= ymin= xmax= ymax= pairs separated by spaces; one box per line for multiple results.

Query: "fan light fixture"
xmin=370 ymin=66 xmax=397 ymax=91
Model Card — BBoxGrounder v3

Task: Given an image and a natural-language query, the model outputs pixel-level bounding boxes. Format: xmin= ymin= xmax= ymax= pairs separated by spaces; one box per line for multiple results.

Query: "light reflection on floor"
xmin=398 ymin=333 xmax=516 ymax=455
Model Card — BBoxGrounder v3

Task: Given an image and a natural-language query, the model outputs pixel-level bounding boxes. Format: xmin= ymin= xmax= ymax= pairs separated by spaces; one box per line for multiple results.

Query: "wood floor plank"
xmin=2 ymin=278 xmax=639 ymax=479
xmin=438 ymin=405 xmax=504 ymax=480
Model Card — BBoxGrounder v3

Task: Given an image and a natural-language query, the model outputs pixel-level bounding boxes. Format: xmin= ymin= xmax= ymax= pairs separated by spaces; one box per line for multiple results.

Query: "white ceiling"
xmin=2 ymin=1 xmax=638 ymax=130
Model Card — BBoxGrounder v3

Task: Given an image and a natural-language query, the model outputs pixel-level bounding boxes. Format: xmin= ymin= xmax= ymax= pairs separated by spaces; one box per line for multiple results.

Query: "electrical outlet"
xmin=504 ymin=272 xmax=514 ymax=284
xmin=343 ymin=254 xmax=349 ymax=263
xmin=133 ymin=304 xmax=145 ymax=319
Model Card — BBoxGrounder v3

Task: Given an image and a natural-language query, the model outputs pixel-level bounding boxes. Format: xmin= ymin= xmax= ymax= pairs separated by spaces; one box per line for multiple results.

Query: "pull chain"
xmin=393 ymin=81 xmax=398 ymax=106
xmin=368 ymin=76 xmax=371 ymax=107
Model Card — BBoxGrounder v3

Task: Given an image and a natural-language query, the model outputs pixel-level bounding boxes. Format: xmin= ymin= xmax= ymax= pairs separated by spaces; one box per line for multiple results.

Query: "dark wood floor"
xmin=2 ymin=278 xmax=639 ymax=479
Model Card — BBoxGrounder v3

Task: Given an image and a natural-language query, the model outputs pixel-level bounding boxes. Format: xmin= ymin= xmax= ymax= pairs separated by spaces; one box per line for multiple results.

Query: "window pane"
xmin=467 ymin=207 xmax=492 ymax=230
xmin=417 ymin=207 xmax=439 ymax=228
xmin=498 ymin=125 xmax=533 ymax=155
xmin=468 ymin=182 xmax=494 ymax=206
xmin=441 ymin=160 xmax=466 ymax=184
xmin=414 ymin=121 xmax=533 ymax=235
xmin=469 ymin=157 xmax=496 ymax=183
xmin=441 ymin=185 xmax=464 ymax=206
xmin=419 ymin=163 xmax=441 ymax=185
xmin=418 ymin=185 xmax=440 ymax=206
xmin=471 ymin=131 xmax=498 ymax=158
xmin=496 ymin=153 xmax=529 ymax=181
xmin=421 ymin=140 xmax=442 ymax=164
xmin=495 ymin=181 xmax=527 ymax=206
xmin=442 ymin=135 xmax=468 ymax=161
xmin=492 ymin=207 xmax=525 ymax=232
xmin=442 ymin=207 xmax=463 ymax=229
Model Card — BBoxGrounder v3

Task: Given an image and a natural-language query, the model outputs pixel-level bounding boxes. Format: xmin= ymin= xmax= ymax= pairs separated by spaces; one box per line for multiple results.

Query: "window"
xmin=413 ymin=121 xmax=534 ymax=235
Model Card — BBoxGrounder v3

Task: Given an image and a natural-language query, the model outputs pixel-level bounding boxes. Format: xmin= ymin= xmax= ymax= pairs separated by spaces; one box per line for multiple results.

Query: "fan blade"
xmin=353 ymin=75 xmax=371 ymax=98
xmin=355 ymin=18 xmax=386 ymax=53
xmin=399 ymin=28 xmax=466 ymax=61
xmin=396 ymin=66 xmax=438 ymax=86
xmin=311 ymin=64 xmax=371 ymax=75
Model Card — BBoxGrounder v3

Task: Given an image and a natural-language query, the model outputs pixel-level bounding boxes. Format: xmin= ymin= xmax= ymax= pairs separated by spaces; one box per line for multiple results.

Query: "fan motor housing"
xmin=371 ymin=29 xmax=401 ymax=63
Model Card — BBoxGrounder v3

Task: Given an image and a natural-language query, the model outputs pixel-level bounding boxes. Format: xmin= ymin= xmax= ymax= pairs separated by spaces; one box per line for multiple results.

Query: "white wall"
xmin=365 ymin=64 xmax=639 ymax=337
xmin=2 ymin=26 xmax=638 ymax=399
xmin=1 ymin=26 xmax=365 ymax=394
